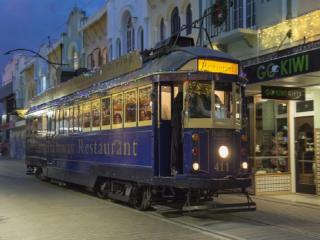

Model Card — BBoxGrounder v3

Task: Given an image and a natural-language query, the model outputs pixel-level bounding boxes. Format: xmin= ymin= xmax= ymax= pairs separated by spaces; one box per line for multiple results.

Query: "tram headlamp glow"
xmin=218 ymin=145 xmax=229 ymax=159
xmin=192 ymin=162 xmax=200 ymax=171
xmin=242 ymin=162 xmax=248 ymax=169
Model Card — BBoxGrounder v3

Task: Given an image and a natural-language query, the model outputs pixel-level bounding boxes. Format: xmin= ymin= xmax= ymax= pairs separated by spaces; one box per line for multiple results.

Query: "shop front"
xmin=244 ymin=42 xmax=320 ymax=195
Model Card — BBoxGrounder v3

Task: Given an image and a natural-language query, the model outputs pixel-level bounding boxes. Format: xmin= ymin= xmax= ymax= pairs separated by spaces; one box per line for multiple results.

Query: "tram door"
xmin=158 ymin=82 xmax=183 ymax=176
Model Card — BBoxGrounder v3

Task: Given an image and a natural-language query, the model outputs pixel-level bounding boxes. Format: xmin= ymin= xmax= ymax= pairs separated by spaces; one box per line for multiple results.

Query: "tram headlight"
xmin=242 ymin=161 xmax=248 ymax=170
xmin=192 ymin=162 xmax=200 ymax=171
xmin=218 ymin=145 xmax=229 ymax=159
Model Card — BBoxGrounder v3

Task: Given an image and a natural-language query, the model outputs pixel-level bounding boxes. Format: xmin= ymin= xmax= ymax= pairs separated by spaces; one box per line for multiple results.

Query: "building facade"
xmin=202 ymin=0 xmax=320 ymax=195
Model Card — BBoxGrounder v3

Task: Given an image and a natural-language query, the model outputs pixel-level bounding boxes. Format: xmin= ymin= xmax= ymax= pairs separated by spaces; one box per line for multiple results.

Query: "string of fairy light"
xmin=259 ymin=9 xmax=320 ymax=50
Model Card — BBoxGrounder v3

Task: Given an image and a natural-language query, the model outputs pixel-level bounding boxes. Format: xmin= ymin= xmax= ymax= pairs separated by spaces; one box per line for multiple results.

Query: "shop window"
xmin=138 ymin=86 xmax=152 ymax=126
xmin=82 ymin=102 xmax=91 ymax=132
xmin=112 ymin=93 xmax=123 ymax=129
xmin=69 ymin=107 xmax=74 ymax=134
xmin=188 ymin=81 xmax=212 ymax=119
xmin=296 ymin=100 xmax=314 ymax=113
xmin=125 ymin=89 xmax=137 ymax=128
xmin=101 ymin=97 xmax=111 ymax=130
xmin=73 ymin=105 xmax=80 ymax=133
xmin=254 ymin=100 xmax=289 ymax=174
xmin=91 ymin=100 xmax=101 ymax=131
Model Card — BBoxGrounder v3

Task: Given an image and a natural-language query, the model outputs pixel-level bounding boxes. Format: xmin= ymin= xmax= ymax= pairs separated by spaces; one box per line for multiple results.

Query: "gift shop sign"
xmin=245 ymin=48 xmax=320 ymax=83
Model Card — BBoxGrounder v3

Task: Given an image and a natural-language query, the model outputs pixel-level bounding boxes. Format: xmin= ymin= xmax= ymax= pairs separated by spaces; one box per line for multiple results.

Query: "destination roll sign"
xmin=261 ymin=85 xmax=305 ymax=100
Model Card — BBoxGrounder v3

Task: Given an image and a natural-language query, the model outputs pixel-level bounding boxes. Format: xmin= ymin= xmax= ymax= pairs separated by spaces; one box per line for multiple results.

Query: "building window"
xmin=73 ymin=50 xmax=79 ymax=70
xmin=108 ymin=45 xmax=113 ymax=62
xmin=116 ymin=38 xmax=121 ymax=58
xmin=102 ymin=48 xmax=108 ymax=64
xmin=138 ymin=27 xmax=144 ymax=51
xmin=127 ymin=17 xmax=135 ymax=53
xmin=160 ymin=18 xmax=165 ymax=41
xmin=186 ymin=4 xmax=192 ymax=35
xmin=233 ymin=0 xmax=243 ymax=29
xmin=171 ymin=7 xmax=180 ymax=35
xmin=246 ymin=0 xmax=255 ymax=28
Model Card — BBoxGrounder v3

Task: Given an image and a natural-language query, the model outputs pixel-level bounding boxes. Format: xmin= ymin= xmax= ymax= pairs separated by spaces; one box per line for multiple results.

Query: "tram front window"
xmin=188 ymin=81 xmax=211 ymax=118
xmin=214 ymin=82 xmax=233 ymax=120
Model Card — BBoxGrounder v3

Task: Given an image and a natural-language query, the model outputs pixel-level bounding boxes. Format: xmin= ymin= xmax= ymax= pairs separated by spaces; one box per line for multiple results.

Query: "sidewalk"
xmin=254 ymin=193 xmax=320 ymax=209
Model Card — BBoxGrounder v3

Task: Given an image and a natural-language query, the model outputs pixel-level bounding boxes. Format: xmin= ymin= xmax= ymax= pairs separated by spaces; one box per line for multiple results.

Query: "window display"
xmin=254 ymin=100 xmax=289 ymax=173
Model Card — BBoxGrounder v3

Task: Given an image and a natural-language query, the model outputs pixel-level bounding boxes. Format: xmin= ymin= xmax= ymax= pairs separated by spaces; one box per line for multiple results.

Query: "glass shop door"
xmin=295 ymin=116 xmax=316 ymax=194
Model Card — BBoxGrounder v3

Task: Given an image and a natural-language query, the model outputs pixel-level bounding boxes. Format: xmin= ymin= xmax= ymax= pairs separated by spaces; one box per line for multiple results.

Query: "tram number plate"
xmin=215 ymin=162 xmax=230 ymax=172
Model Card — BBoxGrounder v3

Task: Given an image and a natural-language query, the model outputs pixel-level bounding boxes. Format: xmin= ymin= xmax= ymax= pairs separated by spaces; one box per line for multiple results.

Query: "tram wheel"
xmin=130 ymin=186 xmax=152 ymax=211
xmin=96 ymin=179 xmax=110 ymax=199
xmin=35 ymin=167 xmax=49 ymax=182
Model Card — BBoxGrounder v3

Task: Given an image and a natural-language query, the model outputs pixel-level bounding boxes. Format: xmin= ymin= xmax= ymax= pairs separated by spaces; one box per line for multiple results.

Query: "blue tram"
xmin=26 ymin=41 xmax=255 ymax=211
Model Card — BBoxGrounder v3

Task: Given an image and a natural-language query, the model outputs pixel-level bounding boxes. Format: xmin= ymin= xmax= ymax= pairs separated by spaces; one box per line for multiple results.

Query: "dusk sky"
xmin=0 ymin=0 xmax=106 ymax=77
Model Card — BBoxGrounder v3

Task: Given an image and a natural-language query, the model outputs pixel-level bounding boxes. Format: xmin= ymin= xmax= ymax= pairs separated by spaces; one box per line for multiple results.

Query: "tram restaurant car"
xmin=26 ymin=46 xmax=255 ymax=211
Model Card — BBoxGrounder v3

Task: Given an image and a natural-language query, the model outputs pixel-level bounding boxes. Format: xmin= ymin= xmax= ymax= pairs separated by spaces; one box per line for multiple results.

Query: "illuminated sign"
xmin=261 ymin=85 xmax=305 ymax=100
xmin=198 ymin=59 xmax=239 ymax=75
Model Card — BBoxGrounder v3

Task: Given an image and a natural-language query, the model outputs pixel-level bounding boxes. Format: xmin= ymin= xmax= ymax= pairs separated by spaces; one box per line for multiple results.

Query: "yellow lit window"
xmin=124 ymin=89 xmax=137 ymax=128
xmin=138 ymin=85 xmax=152 ymax=126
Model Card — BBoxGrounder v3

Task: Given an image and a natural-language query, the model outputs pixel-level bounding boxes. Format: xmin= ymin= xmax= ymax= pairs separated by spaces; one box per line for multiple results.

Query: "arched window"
xmin=108 ymin=45 xmax=113 ymax=62
xmin=102 ymin=48 xmax=108 ymax=64
xmin=87 ymin=54 xmax=93 ymax=69
xmin=73 ymin=50 xmax=79 ymax=70
xmin=126 ymin=17 xmax=135 ymax=53
xmin=171 ymin=7 xmax=180 ymax=35
xmin=138 ymin=27 xmax=144 ymax=51
xmin=186 ymin=4 xmax=192 ymax=35
xmin=160 ymin=18 xmax=165 ymax=41
xmin=116 ymin=38 xmax=121 ymax=58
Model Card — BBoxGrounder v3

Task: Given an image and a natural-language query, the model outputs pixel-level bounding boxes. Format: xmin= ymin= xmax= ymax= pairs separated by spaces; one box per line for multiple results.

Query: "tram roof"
xmin=28 ymin=47 xmax=238 ymax=114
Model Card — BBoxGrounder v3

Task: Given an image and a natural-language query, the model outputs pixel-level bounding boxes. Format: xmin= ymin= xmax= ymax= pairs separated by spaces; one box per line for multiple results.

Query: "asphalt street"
xmin=0 ymin=158 xmax=319 ymax=240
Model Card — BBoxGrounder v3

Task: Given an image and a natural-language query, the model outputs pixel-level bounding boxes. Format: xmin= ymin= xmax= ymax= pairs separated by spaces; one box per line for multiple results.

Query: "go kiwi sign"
xmin=245 ymin=48 xmax=320 ymax=83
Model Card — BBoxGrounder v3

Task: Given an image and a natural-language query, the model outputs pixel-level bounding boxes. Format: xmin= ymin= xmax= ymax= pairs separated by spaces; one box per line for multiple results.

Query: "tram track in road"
xmin=147 ymin=204 xmax=320 ymax=240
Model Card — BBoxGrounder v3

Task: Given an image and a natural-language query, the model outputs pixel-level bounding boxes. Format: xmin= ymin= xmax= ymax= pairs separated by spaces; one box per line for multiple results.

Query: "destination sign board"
xmin=261 ymin=85 xmax=305 ymax=100
xmin=198 ymin=59 xmax=239 ymax=75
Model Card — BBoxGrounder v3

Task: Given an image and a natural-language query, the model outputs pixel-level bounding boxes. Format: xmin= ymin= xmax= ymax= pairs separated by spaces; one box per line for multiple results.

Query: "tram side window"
xmin=32 ymin=117 xmax=38 ymax=134
xmin=188 ymin=81 xmax=211 ymax=118
xmin=112 ymin=93 xmax=123 ymax=128
xmin=125 ymin=89 xmax=137 ymax=127
xmin=59 ymin=109 xmax=64 ymax=134
xmin=91 ymin=100 xmax=101 ymax=131
xmin=139 ymin=86 xmax=152 ymax=125
xmin=73 ymin=105 xmax=79 ymax=133
xmin=69 ymin=107 xmax=74 ymax=134
xmin=83 ymin=102 xmax=91 ymax=132
xmin=214 ymin=82 xmax=233 ymax=120
xmin=101 ymin=97 xmax=111 ymax=129
xmin=37 ymin=116 xmax=42 ymax=134
xmin=55 ymin=110 xmax=59 ymax=135
xmin=63 ymin=108 xmax=69 ymax=134
xmin=50 ymin=111 xmax=55 ymax=135
xmin=42 ymin=114 xmax=48 ymax=134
